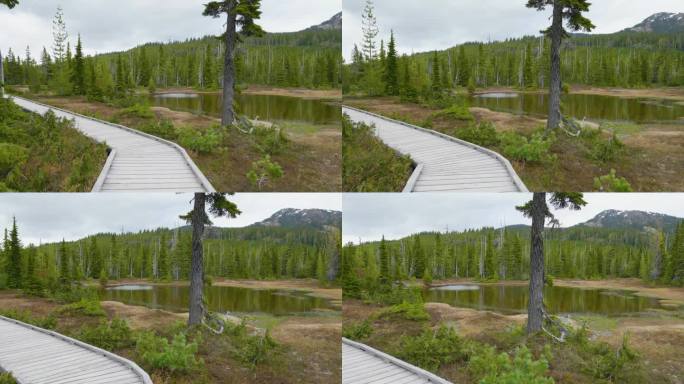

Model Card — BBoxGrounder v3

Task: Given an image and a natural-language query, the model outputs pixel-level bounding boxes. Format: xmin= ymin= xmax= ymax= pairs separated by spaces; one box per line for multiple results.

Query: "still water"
xmin=101 ymin=284 xmax=335 ymax=316
xmin=470 ymin=92 xmax=684 ymax=123
xmin=151 ymin=93 xmax=339 ymax=125
xmin=424 ymin=284 xmax=671 ymax=315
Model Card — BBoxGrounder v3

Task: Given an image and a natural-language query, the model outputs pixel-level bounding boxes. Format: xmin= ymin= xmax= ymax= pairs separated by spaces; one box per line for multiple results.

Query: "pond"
xmin=101 ymin=284 xmax=336 ymax=316
xmin=424 ymin=284 xmax=673 ymax=315
xmin=151 ymin=93 xmax=340 ymax=126
xmin=470 ymin=92 xmax=684 ymax=123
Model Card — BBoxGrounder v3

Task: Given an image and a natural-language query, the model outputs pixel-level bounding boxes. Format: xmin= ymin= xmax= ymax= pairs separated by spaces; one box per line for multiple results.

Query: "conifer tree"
xmin=181 ymin=193 xmax=241 ymax=326
xmin=72 ymin=34 xmax=85 ymax=94
xmin=378 ymin=236 xmax=389 ymax=284
xmin=517 ymin=192 xmax=586 ymax=334
xmin=0 ymin=0 xmax=19 ymax=9
xmin=58 ymin=239 xmax=70 ymax=286
xmin=413 ymin=236 xmax=425 ymax=279
xmin=431 ymin=51 xmax=441 ymax=94
xmin=361 ymin=0 xmax=379 ymax=61
xmin=526 ymin=0 xmax=594 ymax=132
xmin=6 ymin=217 xmax=22 ymax=289
xmin=158 ymin=233 xmax=169 ymax=279
xmin=203 ymin=0 xmax=264 ymax=127
xmin=384 ymin=31 xmax=398 ymax=95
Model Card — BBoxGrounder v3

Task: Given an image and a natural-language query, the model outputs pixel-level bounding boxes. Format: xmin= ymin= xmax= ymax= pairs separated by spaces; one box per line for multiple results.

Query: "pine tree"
xmin=413 ymin=236 xmax=425 ymax=279
xmin=6 ymin=217 xmax=22 ymax=289
xmin=158 ymin=233 xmax=169 ymax=279
xmin=431 ymin=51 xmax=441 ymax=94
xmin=58 ymin=239 xmax=70 ymax=286
xmin=384 ymin=31 xmax=399 ymax=95
xmin=361 ymin=0 xmax=379 ymax=61
xmin=203 ymin=0 xmax=264 ymax=127
xmin=379 ymin=236 xmax=389 ymax=284
xmin=526 ymin=0 xmax=594 ymax=132
xmin=72 ymin=34 xmax=85 ymax=94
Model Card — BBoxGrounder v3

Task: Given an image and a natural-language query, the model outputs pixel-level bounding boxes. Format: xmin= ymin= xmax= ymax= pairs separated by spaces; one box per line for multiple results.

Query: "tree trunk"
xmin=547 ymin=1 xmax=563 ymax=132
xmin=188 ymin=193 xmax=206 ymax=326
xmin=527 ymin=192 xmax=546 ymax=334
xmin=221 ymin=4 xmax=237 ymax=126
xmin=1 ymin=50 xmax=4 ymax=97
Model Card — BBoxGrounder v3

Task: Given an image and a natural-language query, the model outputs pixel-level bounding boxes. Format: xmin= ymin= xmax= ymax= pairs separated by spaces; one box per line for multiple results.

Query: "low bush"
xmin=49 ymin=286 xmax=99 ymax=304
xmin=471 ymin=345 xmax=554 ymax=384
xmin=501 ymin=131 xmax=556 ymax=164
xmin=343 ymin=115 xmax=413 ymax=192
xmin=0 ymin=372 xmax=17 ymax=384
xmin=455 ymin=121 xmax=500 ymax=147
xmin=0 ymin=143 xmax=29 ymax=176
xmin=77 ymin=318 xmax=134 ymax=350
xmin=342 ymin=320 xmax=373 ymax=341
xmin=246 ymin=155 xmax=284 ymax=190
xmin=137 ymin=119 xmax=177 ymax=140
xmin=395 ymin=325 xmax=465 ymax=372
xmin=432 ymin=103 xmax=474 ymax=121
xmin=118 ymin=103 xmax=154 ymax=119
xmin=178 ymin=126 xmax=223 ymax=154
xmin=378 ymin=302 xmax=429 ymax=321
xmin=588 ymin=132 xmax=624 ymax=162
xmin=58 ymin=299 xmax=105 ymax=317
xmin=136 ymin=331 xmax=202 ymax=374
xmin=0 ymin=309 xmax=57 ymax=330
xmin=594 ymin=169 xmax=633 ymax=192
xmin=252 ymin=125 xmax=288 ymax=155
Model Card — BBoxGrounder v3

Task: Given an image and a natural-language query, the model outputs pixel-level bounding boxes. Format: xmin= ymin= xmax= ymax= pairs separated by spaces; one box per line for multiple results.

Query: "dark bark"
xmin=188 ymin=193 xmax=206 ymax=326
xmin=221 ymin=2 xmax=237 ymax=126
xmin=527 ymin=192 xmax=546 ymax=334
xmin=547 ymin=1 xmax=563 ymax=131
xmin=0 ymin=50 xmax=4 ymax=97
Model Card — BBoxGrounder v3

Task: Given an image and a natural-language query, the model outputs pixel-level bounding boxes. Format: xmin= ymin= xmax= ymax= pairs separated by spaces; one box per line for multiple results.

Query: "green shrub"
xmin=0 ymin=143 xmax=28 ymax=176
xmin=455 ymin=121 xmax=500 ymax=147
xmin=247 ymin=155 xmax=284 ymax=190
xmin=0 ymin=372 xmax=17 ymax=384
xmin=50 ymin=286 xmax=99 ymax=304
xmin=59 ymin=299 xmax=105 ymax=317
xmin=365 ymin=286 xmax=424 ymax=306
xmin=585 ymin=334 xmax=640 ymax=382
xmin=118 ymin=103 xmax=154 ymax=119
xmin=594 ymin=169 xmax=633 ymax=192
xmin=379 ymin=302 xmax=429 ymax=321
xmin=136 ymin=331 xmax=202 ymax=374
xmin=343 ymin=115 xmax=413 ymax=192
xmin=471 ymin=345 xmax=554 ymax=384
xmin=137 ymin=119 xmax=177 ymax=140
xmin=589 ymin=132 xmax=624 ymax=162
xmin=235 ymin=331 xmax=278 ymax=368
xmin=395 ymin=325 xmax=465 ymax=372
xmin=502 ymin=132 xmax=556 ymax=163
xmin=77 ymin=318 xmax=134 ymax=350
xmin=433 ymin=103 xmax=474 ymax=121
xmin=0 ymin=309 xmax=57 ymax=329
xmin=343 ymin=320 xmax=373 ymax=341
xmin=178 ymin=126 xmax=223 ymax=154
xmin=252 ymin=125 xmax=288 ymax=155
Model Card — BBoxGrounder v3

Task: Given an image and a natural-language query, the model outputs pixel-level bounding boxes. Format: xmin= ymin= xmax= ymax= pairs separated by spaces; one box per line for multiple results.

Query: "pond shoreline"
xmin=154 ymin=85 xmax=342 ymax=101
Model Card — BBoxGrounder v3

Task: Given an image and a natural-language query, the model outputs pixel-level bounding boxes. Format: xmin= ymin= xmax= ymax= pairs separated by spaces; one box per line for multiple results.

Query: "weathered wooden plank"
xmin=342 ymin=338 xmax=451 ymax=384
xmin=344 ymin=106 xmax=528 ymax=192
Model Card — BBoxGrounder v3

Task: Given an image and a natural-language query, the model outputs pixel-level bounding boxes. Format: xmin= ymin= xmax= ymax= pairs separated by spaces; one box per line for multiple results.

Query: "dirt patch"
xmin=101 ymin=301 xmax=186 ymax=330
xmin=425 ymin=302 xmax=526 ymax=336
xmin=0 ymin=291 xmax=60 ymax=316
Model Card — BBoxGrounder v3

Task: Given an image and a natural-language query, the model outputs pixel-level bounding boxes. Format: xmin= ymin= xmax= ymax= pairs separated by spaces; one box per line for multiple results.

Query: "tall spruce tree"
xmin=6 ymin=217 xmax=22 ymax=289
xmin=203 ymin=0 xmax=264 ymax=127
xmin=516 ymin=192 xmax=586 ymax=334
xmin=384 ymin=31 xmax=398 ymax=95
xmin=0 ymin=0 xmax=19 ymax=8
xmin=526 ymin=0 xmax=594 ymax=132
xmin=361 ymin=0 xmax=379 ymax=60
xmin=72 ymin=34 xmax=85 ymax=94
xmin=181 ymin=193 xmax=241 ymax=326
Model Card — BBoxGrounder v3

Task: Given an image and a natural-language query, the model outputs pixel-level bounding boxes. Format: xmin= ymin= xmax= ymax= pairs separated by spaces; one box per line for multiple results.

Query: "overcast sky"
xmin=0 ymin=193 xmax=341 ymax=246
xmin=342 ymin=193 xmax=684 ymax=244
xmin=343 ymin=0 xmax=684 ymax=61
xmin=0 ymin=0 xmax=340 ymax=58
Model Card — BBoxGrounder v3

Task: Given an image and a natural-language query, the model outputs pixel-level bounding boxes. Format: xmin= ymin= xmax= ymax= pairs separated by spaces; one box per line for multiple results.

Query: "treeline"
xmin=0 ymin=218 xmax=341 ymax=293
xmin=2 ymin=8 xmax=341 ymax=101
xmin=342 ymin=221 xmax=684 ymax=290
xmin=344 ymin=26 xmax=684 ymax=99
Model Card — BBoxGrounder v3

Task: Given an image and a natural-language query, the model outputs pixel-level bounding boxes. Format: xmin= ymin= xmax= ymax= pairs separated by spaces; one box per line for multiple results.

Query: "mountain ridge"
xmin=624 ymin=12 xmax=684 ymax=33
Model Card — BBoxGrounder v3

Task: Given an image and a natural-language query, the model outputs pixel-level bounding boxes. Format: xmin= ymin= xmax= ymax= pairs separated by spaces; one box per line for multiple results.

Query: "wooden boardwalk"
xmin=343 ymin=338 xmax=452 ymax=384
xmin=9 ymin=95 xmax=214 ymax=192
xmin=343 ymin=106 xmax=528 ymax=192
xmin=0 ymin=315 xmax=152 ymax=384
